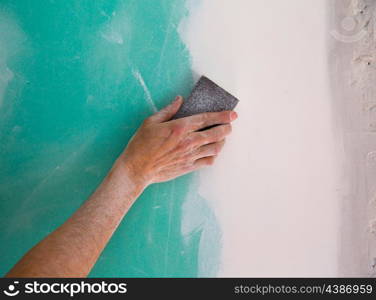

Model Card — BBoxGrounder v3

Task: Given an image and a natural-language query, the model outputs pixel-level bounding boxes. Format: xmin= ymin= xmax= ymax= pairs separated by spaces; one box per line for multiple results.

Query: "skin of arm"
xmin=6 ymin=96 xmax=238 ymax=278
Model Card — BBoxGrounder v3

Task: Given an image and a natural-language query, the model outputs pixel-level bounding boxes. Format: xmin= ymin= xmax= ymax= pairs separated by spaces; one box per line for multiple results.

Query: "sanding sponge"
xmin=172 ymin=76 xmax=239 ymax=120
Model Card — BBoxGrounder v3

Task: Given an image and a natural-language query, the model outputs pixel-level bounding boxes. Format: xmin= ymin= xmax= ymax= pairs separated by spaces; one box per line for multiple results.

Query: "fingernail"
xmin=175 ymin=96 xmax=182 ymax=102
xmin=230 ymin=111 xmax=238 ymax=121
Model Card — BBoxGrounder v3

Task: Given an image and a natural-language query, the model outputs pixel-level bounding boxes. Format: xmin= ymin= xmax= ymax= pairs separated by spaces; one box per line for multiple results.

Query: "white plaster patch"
xmin=181 ymin=0 xmax=342 ymax=277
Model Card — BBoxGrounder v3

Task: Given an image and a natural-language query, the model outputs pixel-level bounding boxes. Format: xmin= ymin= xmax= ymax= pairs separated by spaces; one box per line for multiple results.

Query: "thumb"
xmin=148 ymin=96 xmax=183 ymax=123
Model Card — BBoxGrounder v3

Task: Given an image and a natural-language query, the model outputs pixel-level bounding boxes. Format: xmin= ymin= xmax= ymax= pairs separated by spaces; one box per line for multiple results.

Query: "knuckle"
xmin=214 ymin=111 xmax=230 ymax=124
xmin=224 ymin=124 xmax=232 ymax=134
xmin=224 ymin=111 xmax=233 ymax=122
xmin=170 ymin=122 xmax=186 ymax=136
xmin=177 ymin=137 xmax=194 ymax=152
xmin=212 ymin=128 xmax=223 ymax=140
xmin=199 ymin=132 xmax=210 ymax=145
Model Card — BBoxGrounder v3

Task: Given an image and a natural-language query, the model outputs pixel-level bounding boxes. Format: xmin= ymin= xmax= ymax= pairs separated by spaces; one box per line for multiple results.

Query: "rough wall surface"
xmin=330 ymin=0 xmax=376 ymax=277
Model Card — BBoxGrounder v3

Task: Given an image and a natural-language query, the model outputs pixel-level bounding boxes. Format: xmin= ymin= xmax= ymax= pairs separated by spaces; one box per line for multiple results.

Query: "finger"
xmin=194 ymin=140 xmax=225 ymax=160
xmin=190 ymin=124 xmax=232 ymax=148
xmin=159 ymin=156 xmax=216 ymax=180
xmin=183 ymin=110 xmax=237 ymax=132
xmin=164 ymin=139 xmax=225 ymax=167
xmin=146 ymin=96 xmax=183 ymax=123
xmin=193 ymin=156 xmax=216 ymax=168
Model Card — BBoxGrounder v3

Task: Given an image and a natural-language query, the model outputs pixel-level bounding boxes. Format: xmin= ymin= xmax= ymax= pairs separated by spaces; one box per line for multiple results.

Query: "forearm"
xmin=6 ymin=158 xmax=146 ymax=278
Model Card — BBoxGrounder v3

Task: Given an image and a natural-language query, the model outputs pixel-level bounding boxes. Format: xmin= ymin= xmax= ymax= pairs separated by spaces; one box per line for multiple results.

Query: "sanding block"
xmin=172 ymin=76 xmax=239 ymax=120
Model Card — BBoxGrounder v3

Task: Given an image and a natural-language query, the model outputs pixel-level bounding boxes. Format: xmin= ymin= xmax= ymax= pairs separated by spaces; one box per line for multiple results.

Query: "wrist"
xmin=113 ymin=156 xmax=150 ymax=192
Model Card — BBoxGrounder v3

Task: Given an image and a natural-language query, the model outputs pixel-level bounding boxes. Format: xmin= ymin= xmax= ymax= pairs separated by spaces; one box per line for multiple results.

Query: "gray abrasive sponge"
xmin=172 ymin=76 xmax=239 ymax=120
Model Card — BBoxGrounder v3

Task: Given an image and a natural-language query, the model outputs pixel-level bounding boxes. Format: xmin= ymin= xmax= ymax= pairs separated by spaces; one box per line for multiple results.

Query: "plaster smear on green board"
xmin=0 ymin=0 xmax=220 ymax=277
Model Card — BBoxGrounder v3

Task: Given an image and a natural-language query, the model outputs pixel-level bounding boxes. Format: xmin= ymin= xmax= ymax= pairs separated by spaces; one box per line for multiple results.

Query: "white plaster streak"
xmin=132 ymin=68 xmax=158 ymax=113
xmin=101 ymin=30 xmax=124 ymax=45
xmin=0 ymin=66 xmax=13 ymax=108
xmin=0 ymin=11 xmax=25 ymax=109
xmin=181 ymin=0 xmax=342 ymax=277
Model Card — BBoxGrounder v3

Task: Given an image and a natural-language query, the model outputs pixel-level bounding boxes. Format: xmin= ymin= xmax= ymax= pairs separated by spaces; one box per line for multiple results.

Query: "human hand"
xmin=119 ymin=96 xmax=238 ymax=186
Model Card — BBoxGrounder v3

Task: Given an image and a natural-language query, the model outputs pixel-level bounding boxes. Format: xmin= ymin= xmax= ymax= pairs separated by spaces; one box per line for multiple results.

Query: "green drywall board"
xmin=0 ymin=0 xmax=220 ymax=277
